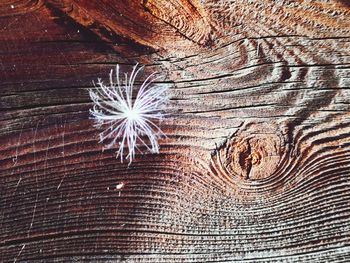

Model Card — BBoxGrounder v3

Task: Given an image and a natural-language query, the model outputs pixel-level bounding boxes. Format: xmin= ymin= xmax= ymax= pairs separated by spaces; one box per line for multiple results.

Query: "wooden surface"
xmin=1 ymin=0 xmax=350 ymax=262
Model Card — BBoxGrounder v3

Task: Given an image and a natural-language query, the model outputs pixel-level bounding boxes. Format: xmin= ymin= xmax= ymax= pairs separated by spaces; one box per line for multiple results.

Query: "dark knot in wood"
xmin=215 ymin=123 xmax=287 ymax=182
xmin=232 ymin=134 xmax=281 ymax=180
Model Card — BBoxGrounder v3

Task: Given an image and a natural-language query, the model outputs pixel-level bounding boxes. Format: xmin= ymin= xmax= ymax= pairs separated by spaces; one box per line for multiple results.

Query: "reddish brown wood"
xmin=1 ymin=0 xmax=350 ymax=262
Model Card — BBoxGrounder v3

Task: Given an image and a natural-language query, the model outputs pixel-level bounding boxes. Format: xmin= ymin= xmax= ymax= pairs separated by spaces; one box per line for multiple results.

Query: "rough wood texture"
xmin=1 ymin=0 xmax=350 ymax=262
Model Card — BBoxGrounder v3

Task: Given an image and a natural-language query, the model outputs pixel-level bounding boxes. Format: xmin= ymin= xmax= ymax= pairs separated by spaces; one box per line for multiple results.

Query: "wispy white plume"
xmin=89 ymin=64 xmax=168 ymax=164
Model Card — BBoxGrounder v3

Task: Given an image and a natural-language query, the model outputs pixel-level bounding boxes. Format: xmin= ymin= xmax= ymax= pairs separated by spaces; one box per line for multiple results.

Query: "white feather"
xmin=89 ymin=64 xmax=168 ymax=164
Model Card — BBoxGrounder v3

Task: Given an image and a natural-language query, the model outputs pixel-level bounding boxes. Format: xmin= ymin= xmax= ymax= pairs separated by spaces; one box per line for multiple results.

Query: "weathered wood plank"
xmin=1 ymin=0 xmax=350 ymax=262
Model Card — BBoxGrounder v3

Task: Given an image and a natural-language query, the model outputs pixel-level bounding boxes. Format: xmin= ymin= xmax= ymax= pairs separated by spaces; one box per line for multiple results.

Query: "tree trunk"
xmin=1 ymin=0 xmax=350 ymax=262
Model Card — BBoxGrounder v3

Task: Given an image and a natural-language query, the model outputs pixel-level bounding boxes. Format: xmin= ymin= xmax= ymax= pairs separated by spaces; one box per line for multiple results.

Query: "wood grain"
xmin=1 ymin=0 xmax=350 ymax=262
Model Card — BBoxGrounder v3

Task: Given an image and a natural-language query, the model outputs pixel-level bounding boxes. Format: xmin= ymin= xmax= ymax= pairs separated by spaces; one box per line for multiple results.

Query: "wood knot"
xmin=216 ymin=123 xmax=287 ymax=181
